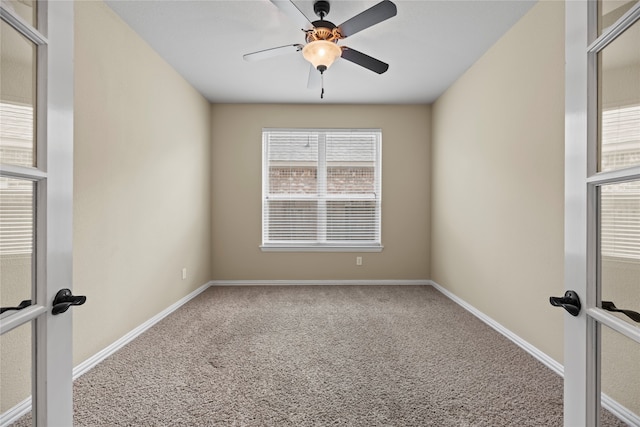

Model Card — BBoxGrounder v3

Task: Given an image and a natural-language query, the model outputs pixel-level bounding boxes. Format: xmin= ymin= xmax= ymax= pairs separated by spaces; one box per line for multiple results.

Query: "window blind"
xmin=262 ymin=129 xmax=381 ymax=250
xmin=600 ymin=104 xmax=640 ymax=260
xmin=0 ymin=177 xmax=34 ymax=255
xmin=0 ymin=103 xmax=34 ymax=167
xmin=0 ymin=102 xmax=34 ymax=256
xmin=601 ymin=181 xmax=640 ymax=259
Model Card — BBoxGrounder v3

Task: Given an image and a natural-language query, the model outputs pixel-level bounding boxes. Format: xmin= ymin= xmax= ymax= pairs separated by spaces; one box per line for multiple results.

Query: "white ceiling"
xmin=104 ymin=0 xmax=537 ymax=104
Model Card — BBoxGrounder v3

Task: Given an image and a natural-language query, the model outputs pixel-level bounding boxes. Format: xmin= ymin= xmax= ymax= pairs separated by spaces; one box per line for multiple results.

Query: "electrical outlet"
xmin=182 ymin=268 xmax=187 ymax=280
xmin=356 ymin=256 xmax=363 ymax=266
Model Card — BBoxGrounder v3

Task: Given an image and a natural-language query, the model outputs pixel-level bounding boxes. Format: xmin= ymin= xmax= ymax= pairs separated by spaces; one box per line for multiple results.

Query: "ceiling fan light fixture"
xmin=302 ymin=40 xmax=342 ymax=72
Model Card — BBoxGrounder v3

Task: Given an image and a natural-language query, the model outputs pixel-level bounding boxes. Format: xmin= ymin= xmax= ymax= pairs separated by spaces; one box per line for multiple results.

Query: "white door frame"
xmin=564 ymin=1 xmax=640 ymax=425
xmin=38 ymin=1 xmax=75 ymax=424
xmin=564 ymin=1 xmax=594 ymax=424
xmin=0 ymin=0 xmax=74 ymax=425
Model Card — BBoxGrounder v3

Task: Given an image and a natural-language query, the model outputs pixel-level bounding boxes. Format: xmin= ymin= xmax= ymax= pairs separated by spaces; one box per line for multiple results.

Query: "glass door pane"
xmin=598 ymin=20 xmax=640 ymax=172
xmin=0 ymin=177 xmax=34 ymax=312
xmin=2 ymin=8 xmax=40 ymax=425
xmin=0 ymin=19 xmax=37 ymax=168
xmin=598 ymin=1 xmax=639 ymax=35
xmin=598 ymin=178 xmax=640 ymax=423
xmin=600 ymin=180 xmax=640 ymax=329
xmin=0 ymin=322 xmax=32 ymax=419
xmin=600 ymin=326 xmax=640 ymax=423
xmin=2 ymin=1 xmax=37 ymax=28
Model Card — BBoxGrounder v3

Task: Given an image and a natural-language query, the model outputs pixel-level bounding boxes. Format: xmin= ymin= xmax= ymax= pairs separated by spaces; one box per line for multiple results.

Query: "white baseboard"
xmin=429 ymin=280 xmax=640 ymax=427
xmin=602 ymin=393 xmax=640 ymax=427
xmin=0 ymin=281 xmax=213 ymax=427
xmin=428 ymin=280 xmax=564 ymax=375
xmin=0 ymin=397 xmax=31 ymax=427
xmin=73 ymin=281 xmax=212 ymax=378
xmin=210 ymin=279 xmax=431 ymax=286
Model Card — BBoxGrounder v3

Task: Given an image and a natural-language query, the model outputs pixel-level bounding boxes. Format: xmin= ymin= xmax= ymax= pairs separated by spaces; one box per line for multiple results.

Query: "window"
xmin=262 ymin=129 xmax=382 ymax=251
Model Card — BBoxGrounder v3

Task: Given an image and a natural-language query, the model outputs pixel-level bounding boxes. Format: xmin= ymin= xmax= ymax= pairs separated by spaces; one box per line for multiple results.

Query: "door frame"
xmin=564 ymin=2 xmax=595 ymax=424
xmin=38 ymin=1 xmax=75 ymax=425
xmin=0 ymin=0 xmax=74 ymax=425
xmin=564 ymin=1 xmax=640 ymax=425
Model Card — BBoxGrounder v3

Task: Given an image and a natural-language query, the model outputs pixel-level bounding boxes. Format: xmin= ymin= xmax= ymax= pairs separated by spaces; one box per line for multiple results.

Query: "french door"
xmin=564 ymin=0 xmax=640 ymax=425
xmin=0 ymin=1 xmax=75 ymax=426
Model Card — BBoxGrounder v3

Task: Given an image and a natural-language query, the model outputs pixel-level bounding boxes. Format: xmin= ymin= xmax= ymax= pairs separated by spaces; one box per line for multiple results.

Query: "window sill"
xmin=260 ymin=245 xmax=384 ymax=253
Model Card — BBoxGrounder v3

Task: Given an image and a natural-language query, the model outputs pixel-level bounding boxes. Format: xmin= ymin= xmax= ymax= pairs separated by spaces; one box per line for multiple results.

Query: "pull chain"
xmin=320 ymin=72 xmax=324 ymax=99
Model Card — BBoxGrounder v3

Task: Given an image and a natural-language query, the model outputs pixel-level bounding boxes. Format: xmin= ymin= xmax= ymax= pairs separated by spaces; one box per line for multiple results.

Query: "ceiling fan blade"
xmin=340 ymin=47 xmax=389 ymax=74
xmin=338 ymin=0 xmax=397 ymax=38
xmin=307 ymin=64 xmax=321 ymax=89
xmin=243 ymin=44 xmax=304 ymax=62
xmin=270 ymin=0 xmax=314 ymax=31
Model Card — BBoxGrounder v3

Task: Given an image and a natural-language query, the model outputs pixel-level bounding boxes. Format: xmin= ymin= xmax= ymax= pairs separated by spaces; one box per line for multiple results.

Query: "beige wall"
xmin=430 ymin=1 xmax=565 ymax=363
xmin=210 ymin=104 xmax=430 ymax=281
xmin=72 ymin=1 xmax=212 ymax=366
xmin=3 ymin=0 xmax=636 ymax=419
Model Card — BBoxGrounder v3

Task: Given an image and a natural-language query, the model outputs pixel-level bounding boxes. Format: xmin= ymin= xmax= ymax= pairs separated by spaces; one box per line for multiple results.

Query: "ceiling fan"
xmin=243 ymin=0 xmax=397 ymax=98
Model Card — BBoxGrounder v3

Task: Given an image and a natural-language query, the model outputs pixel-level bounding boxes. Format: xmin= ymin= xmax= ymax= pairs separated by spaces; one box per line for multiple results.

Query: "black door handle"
xmin=602 ymin=301 xmax=640 ymax=323
xmin=550 ymin=290 xmax=581 ymax=316
xmin=0 ymin=299 xmax=32 ymax=315
xmin=52 ymin=289 xmax=87 ymax=315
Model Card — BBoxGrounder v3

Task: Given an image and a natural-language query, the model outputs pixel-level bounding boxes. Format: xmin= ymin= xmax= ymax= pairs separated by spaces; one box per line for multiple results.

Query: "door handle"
xmin=52 ymin=288 xmax=87 ymax=315
xmin=602 ymin=301 xmax=640 ymax=323
xmin=0 ymin=299 xmax=32 ymax=315
xmin=549 ymin=290 xmax=581 ymax=316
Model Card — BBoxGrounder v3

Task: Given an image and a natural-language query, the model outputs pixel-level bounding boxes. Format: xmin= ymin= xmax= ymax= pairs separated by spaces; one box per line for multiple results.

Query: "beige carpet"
xmin=12 ymin=285 xmax=627 ymax=426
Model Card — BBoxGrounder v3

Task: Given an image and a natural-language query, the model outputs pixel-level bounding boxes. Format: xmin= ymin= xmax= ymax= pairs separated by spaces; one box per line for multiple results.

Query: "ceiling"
xmin=104 ymin=0 xmax=537 ymax=104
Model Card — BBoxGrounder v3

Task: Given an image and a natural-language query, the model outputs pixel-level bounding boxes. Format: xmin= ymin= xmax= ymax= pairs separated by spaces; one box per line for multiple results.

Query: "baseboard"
xmin=428 ymin=280 xmax=564 ymax=375
xmin=602 ymin=393 xmax=640 ymax=427
xmin=73 ymin=281 xmax=212 ymax=378
xmin=0 ymin=396 xmax=31 ymax=427
xmin=0 ymin=281 xmax=213 ymax=427
xmin=429 ymin=280 xmax=640 ymax=426
xmin=210 ymin=279 xmax=431 ymax=286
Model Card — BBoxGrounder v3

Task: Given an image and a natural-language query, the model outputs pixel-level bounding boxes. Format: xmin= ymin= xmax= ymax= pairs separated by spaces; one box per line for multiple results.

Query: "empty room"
xmin=1 ymin=0 xmax=639 ymax=425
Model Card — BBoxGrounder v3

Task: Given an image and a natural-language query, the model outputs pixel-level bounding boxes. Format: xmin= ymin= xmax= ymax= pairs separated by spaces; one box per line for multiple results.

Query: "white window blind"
xmin=262 ymin=129 xmax=382 ymax=251
xmin=600 ymin=104 xmax=640 ymax=259
xmin=0 ymin=102 xmax=34 ymax=256
xmin=0 ymin=177 xmax=33 ymax=255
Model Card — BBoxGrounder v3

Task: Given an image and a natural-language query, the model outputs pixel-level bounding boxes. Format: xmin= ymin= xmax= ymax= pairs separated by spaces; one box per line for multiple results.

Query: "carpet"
xmin=12 ymin=285 xmax=627 ymax=426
